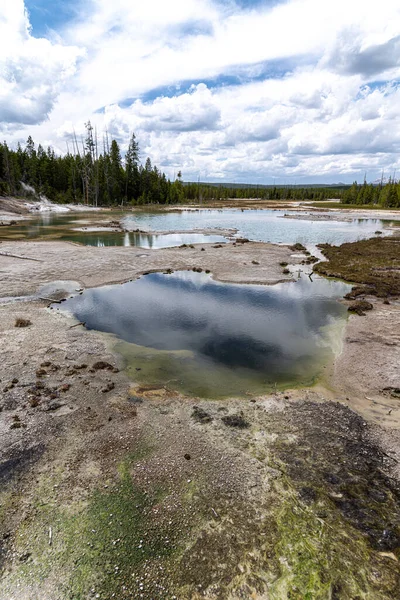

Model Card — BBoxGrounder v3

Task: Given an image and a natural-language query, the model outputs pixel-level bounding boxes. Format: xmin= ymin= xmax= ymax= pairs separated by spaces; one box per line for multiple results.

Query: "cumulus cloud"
xmin=0 ymin=1 xmax=82 ymax=126
xmin=132 ymin=84 xmax=221 ymax=132
xmin=2 ymin=0 xmax=400 ymax=182
xmin=326 ymin=32 xmax=400 ymax=77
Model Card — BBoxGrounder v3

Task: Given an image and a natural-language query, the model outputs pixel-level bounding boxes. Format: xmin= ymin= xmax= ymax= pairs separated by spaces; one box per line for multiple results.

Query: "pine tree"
xmin=125 ymin=133 xmax=140 ymax=202
xmin=110 ymin=140 xmax=124 ymax=203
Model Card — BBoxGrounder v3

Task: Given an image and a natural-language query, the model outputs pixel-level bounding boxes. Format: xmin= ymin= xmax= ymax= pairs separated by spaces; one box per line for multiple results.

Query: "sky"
xmin=0 ymin=0 xmax=400 ymax=184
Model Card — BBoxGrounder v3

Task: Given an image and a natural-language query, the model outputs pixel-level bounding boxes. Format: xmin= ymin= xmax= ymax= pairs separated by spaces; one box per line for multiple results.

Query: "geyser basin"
xmin=59 ymin=271 xmax=351 ymax=398
xmin=123 ymin=209 xmax=391 ymax=245
xmin=0 ymin=212 xmax=228 ymax=248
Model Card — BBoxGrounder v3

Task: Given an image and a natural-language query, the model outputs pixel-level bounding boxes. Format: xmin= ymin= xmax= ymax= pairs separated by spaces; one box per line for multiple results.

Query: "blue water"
xmin=123 ymin=209 xmax=386 ymax=245
xmin=58 ymin=271 xmax=351 ymax=397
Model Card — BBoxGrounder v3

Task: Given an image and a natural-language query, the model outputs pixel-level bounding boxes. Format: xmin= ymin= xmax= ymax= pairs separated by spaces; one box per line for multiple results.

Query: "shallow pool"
xmin=0 ymin=208 xmax=394 ymax=248
xmin=58 ymin=271 xmax=351 ymax=398
xmin=123 ymin=209 xmax=389 ymax=246
xmin=0 ymin=213 xmax=227 ymax=248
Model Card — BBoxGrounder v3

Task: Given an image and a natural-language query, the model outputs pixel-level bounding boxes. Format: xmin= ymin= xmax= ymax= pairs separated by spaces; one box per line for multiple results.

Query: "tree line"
xmin=1 ymin=126 xmax=398 ymax=207
xmin=0 ymin=123 xmax=185 ymax=205
xmin=342 ymin=178 xmax=400 ymax=208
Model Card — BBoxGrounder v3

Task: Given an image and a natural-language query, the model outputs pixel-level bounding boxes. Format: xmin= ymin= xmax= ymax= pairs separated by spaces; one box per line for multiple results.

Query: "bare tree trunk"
xmin=81 ymin=136 xmax=89 ymax=205
xmin=3 ymin=144 xmax=13 ymax=195
xmin=104 ymin=130 xmax=112 ymax=203
xmin=94 ymin=127 xmax=99 ymax=207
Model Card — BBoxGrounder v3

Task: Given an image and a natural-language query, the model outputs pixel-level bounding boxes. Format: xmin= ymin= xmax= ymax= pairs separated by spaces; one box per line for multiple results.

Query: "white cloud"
xmin=1 ymin=0 xmax=400 ymax=182
xmin=0 ymin=1 xmax=82 ymax=127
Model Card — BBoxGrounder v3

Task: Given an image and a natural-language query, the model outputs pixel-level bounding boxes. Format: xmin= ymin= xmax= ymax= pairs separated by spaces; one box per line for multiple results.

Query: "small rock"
xmin=92 ymin=361 xmax=115 ymax=371
xmin=192 ymin=406 xmax=213 ymax=424
xmin=19 ymin=552 xmax=31 ymax=562
xmin=15 ymin=318 xmax=31 ymax=328
xmin=222 ymin=414 xmax=249 ymax=429
xmin=102 ymin=382 xmax=115 ymax=393
xmin=47 ymin=401 xmax=64 ymax=411
xmin=348 ymin=300 xmax=373 ymax=316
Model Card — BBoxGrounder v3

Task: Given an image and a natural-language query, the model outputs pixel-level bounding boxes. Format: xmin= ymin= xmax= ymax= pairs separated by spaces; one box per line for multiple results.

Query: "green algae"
xmin=268 ymin=475 xmax=400 ymax=599
xmin=3 ymin=400 xmax=400 ymax=599
xmin=270 ymin=487 xmax=374 ymax=599
xmin=4 ymin=450 xmax=182 ymax=599
xmin=265 ymin=402 xmax=400 ymax=599
xmin=117 ymin=339 xmax=329 ymax=399
xmin=65 ymin=461 xmax=175 ymax=599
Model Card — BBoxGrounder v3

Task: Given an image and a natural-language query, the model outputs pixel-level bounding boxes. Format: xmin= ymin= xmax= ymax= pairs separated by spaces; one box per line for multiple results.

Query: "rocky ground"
xmin=0 ymin=239 xmax=298 ymax=298
xmin=0 ymin=201 xmax=400 ymax=599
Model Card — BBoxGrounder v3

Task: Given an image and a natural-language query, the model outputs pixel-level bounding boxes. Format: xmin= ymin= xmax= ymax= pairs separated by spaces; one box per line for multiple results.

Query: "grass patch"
xmin=290 ymin=243 xmax=307 ymax=252
xmin=314 ymin=237 xmax=400 ymax=297
xmin=308 ymin=202 xmax=400 ymax=210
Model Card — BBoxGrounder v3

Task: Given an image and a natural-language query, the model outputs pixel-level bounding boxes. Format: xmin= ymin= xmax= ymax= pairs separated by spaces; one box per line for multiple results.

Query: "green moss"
xmin=308 ymin=203 xmax=400 ymax=210
xmin=65 ymin=461 xmax=174 ymax=599
xmin=7 ymin=449 xmax=182 ymax=599
xmin=268 ymin=473 xmax=400 ymax=600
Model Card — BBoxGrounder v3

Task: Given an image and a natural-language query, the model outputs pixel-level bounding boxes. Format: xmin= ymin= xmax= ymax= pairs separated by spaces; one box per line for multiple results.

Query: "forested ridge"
xmin=1 ymin=125 xmax=399 ymax=207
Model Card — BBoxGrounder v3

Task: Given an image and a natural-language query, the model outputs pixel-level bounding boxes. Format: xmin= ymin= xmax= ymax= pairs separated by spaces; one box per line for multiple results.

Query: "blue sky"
xmin=25 ymin=0 xmax=79 ymax=36
xmin=1 ymin=0 xmax=400 ymax=183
